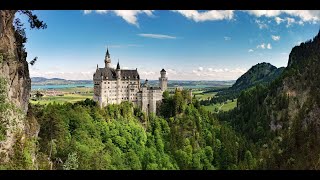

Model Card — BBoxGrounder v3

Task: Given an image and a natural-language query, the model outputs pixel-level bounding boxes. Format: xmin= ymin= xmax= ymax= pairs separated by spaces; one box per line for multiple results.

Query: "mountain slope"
xmin=220 ymin=30 xmax=320 ymax=169
xmin=230 ymin=62 xmax=284 ymax=92
xmin=213 ymin=62 xmax=284 ymax=103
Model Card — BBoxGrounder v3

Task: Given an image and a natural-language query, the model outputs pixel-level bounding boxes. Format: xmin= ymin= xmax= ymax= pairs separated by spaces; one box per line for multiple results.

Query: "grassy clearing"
xmin=194 ymin=92 xmax=217 ymax=101
xmin=202 ymin=99 xmax=237 ymax=113
xmin=30 ymin=93 xmax=93 ymax=105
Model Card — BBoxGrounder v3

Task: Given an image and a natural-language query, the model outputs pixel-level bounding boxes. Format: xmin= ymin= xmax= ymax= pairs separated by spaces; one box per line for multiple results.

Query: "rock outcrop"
xmin=0 ymin=10 xmax=36 ymax=165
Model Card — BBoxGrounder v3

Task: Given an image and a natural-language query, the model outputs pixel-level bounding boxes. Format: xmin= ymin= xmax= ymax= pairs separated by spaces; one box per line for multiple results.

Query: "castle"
xmin=93 ymin=49 xmax=168 ymax=114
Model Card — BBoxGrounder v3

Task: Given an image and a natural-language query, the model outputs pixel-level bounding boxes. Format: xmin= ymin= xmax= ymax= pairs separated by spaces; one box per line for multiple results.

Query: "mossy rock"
xmin=0 ymin=54 xmax=3 ymax=64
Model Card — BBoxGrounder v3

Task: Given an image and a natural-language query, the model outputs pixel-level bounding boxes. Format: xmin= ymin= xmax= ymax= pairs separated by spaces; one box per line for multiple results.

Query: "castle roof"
xmin=94 ymin=67 xmax=139 ymax=80
xmin=116 ymin=61 xmax=120 ymax=70
xmin=161 ymin=69 xmax=166 ymax=72
xmin=105 ymin=48 xmax=110 ymax=58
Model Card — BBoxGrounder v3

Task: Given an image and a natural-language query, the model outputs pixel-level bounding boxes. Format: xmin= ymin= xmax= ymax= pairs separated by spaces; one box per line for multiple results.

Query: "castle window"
xmin=104 ymin=82 xmax=106 ymax=84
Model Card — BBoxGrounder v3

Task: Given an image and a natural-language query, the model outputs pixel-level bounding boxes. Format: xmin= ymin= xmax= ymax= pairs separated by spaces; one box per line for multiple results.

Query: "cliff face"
xmin=0 ymin=10 xmax=37 ymax=165
xmin=0 ymin=10 xmax=31 ymax=112
xmin=260 ymin=31 xmax=320 ymax=169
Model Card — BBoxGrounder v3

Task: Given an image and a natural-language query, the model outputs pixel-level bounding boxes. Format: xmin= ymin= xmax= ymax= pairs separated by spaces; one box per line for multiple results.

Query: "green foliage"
xmin=0 ymin=77 xmax=8 ymax=141
xmin=26 ymin=90 xmax=255 ymax=170
xmin=63 ymin=152 xmax=79 ymax=170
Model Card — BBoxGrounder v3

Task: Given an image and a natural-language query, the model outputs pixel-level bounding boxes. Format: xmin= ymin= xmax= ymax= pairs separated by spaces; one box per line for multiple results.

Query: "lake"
xmin=31 ymin=84 xmax=94 ymax=90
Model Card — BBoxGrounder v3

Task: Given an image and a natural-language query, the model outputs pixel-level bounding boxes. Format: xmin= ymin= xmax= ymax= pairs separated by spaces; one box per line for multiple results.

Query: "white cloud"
xmin=275 ymin=17 xmax=284 ymax=24
xmin=140 ymin=71 xmax=155 ymax=76
xmin=256 ymin=43 xmax=272 ymax=50
xmin=138 ymin=33 xmax=176 ymax=39
xmin=224 ymin=36 xmax=231 ymax=41
xmin=166 ymin=68 xmax=177 ymax=75
xmin=83 ymin=10 xmax=154 ymax=26
xmin=257 ymin=43 xmax=266 ymax=49
xmin=267 ymin=43 xmax=272 ymax=49
xmin=255 ymin=19 xmax=268 ymax=29
xmin=191 ymin=67 xmax=247 ymax=80
xmin=286 ymin=17 xmax=295 ymax=27
xmin=246 ymin=10 xmax=320 ymax=23
xmin=84 ymin=10 xmax=92 ymax=14
xmin=172 ymin=10 xmax=234 ymax=22
xmin=271 ymin=35 xmax=280 ymax=41
xmin=246 ymin=10 xmax=282 ymax=17
xmin=248 ymin=49 xmax=254 ymax=52
xmin=30 ymin=69 xmax=95 ymax=80
xmin=198 ymin=67 xmax=204 ymax=71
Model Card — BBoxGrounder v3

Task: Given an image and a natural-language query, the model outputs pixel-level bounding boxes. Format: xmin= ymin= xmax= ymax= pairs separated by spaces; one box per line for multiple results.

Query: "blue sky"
xmin=20 ymin=10 xmax=320 ymax=80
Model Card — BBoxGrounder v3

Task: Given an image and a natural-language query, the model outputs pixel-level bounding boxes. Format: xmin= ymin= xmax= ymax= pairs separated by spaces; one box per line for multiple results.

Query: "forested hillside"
xmin=207 ymin=63 xmax=284 ymax=104
xmin=218 ymin=30 xmax=320 ymax=169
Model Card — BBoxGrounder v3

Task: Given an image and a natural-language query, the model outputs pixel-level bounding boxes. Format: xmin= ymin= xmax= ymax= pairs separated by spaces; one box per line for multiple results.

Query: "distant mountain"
xmin=212 ymin=62 xmax=284 ymax=103
xmin=31 ymin=77 xmax=50 ymax=82
xmin=31 ymin=77 xmax=92 ymax=85
xmin=229 ymin=62 xmax=284 ymax=92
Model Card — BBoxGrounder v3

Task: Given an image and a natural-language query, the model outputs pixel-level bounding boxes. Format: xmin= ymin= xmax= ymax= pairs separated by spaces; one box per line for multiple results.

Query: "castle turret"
xmin=116 ymin=60 xmax=121 ymax=103
xmin=116 ymin=60 xmax=121 ymax=78
xmin=159 ymin=69 xmax=168 ymax=91
xmin=105 ymin=48 xmax=111 ymax=68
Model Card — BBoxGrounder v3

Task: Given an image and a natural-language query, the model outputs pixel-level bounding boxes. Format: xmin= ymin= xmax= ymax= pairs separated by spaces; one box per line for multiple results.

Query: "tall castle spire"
xmin=105 ymin=47 xmax=111 ymax=68
xmin=116 ymin=59 xmax=120 ymax=70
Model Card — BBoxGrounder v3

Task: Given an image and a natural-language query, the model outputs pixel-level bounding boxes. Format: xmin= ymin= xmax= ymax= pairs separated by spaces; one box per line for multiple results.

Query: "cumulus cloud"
xmin=255 ymin=19 xmax=268 ymax=29
xmin=246 ymin=10 xmax=320 ymax=27
xmin=138 ymin=33 xmax=176 ymax=39
xmin=267 ymin=43 xmax=272 ymax=49
xmin=246 ymin=10 xmax=320 ymax=22
xmin=83 ymin=10 xmax=154 ymax=26
xmin=224 ymin=36 xmax=231 ymax=41
xmin=166 ymin=69 xmax=177 ymax=75
xmin=140 ymin=71 xmax=156 ymax=76
xmin=271 ymin=35 xmax=280 ymax=41
xmin=256 ymin=43 xmax=272 ymax=50
xmin=30 ymin=69 xmax=95 ymax=80
xmin=286 ymin=17 xmax=295 ymax=27
xmin=257 ymin=43 xmax=266 ymax=49
xmin=172 ymin=10 xmax=234 ymax=22
xmin=248 ymin=49 xmax=254 ymax=52
xmin=275 ymin=17 xmax=284 ymax=24
xmin=191 ymin=67 xmax=247 ymax=80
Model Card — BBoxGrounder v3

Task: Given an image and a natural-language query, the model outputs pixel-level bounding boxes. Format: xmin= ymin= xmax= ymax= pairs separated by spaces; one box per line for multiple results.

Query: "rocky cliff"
xmin=249 ymin=30 xmax=320 ymax=169
xmin=0 ymin=10 xmax=38 ymax=166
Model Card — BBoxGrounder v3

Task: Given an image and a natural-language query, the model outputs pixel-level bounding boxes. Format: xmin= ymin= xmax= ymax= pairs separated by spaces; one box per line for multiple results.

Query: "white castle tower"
xmin=159 ymin=69 xmax=168 ymax=91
